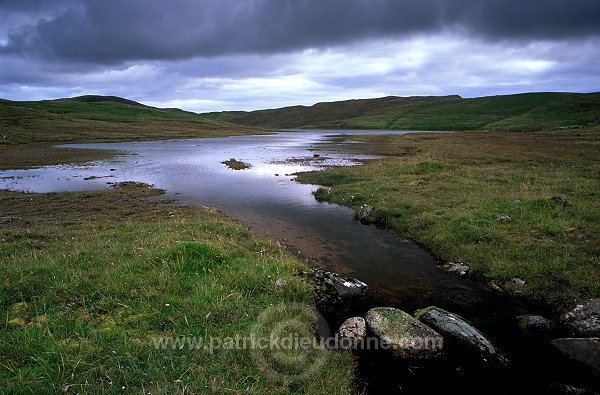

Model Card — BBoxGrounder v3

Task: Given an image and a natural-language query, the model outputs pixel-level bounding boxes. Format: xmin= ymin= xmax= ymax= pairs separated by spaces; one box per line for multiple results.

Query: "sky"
xmin=1 ymin=0 xmax=599 ymax=113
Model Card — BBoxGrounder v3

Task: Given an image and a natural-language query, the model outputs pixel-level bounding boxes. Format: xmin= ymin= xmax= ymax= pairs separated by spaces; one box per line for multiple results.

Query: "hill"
xmin=199 ymin=92 xmax=600 ymax=132
xmin=0 ymin=95 xmax=262 ymax=145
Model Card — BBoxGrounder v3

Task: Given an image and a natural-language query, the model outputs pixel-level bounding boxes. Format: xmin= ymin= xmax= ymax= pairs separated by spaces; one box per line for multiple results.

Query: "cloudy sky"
xmin=1 ymin=0 xmax=599 ymax=112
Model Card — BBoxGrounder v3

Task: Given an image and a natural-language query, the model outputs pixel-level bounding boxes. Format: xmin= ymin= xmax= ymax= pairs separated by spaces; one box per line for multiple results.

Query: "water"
xmin=1 ymin=130 xmax=594 ymax=393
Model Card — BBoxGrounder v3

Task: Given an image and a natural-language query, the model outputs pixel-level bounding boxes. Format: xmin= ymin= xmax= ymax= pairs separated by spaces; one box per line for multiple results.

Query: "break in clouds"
xmin=1 ymin=0 xmax=599 ymax=111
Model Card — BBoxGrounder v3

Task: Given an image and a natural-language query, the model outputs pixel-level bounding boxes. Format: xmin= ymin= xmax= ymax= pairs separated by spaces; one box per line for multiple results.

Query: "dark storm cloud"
xmin=1 ymin=0 xmax=599 ymax=65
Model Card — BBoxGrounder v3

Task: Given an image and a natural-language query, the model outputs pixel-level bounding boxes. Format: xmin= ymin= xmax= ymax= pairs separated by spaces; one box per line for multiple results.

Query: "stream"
xmin=0 ymin=130 xmax=594 ymax=394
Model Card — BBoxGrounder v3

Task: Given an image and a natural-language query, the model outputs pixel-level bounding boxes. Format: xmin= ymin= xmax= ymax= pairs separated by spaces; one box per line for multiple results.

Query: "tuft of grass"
xmin=296 ymin=128 xmax=600 ymax=313
xmin=0 ymin=183 xmax=355 ymax=394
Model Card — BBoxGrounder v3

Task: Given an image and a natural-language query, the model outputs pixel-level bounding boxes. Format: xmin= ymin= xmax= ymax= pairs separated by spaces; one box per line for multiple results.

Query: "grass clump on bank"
xmin=296 ymin=129 xmax=600 ymax=313
xmin=0 ymin=183 xmax=355 ymax=394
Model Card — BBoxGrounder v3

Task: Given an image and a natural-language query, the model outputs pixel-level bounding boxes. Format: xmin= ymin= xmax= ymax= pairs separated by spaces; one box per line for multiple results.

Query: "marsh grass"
xmin=297 ymin=128 xmax=600 ymax=313
xmin=0 ymin=183 xmax=355 ymax=394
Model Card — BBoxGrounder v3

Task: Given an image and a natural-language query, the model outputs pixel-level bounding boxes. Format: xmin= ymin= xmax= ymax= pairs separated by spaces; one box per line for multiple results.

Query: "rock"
xmin=560 ymin=299 xmax=600 ymax=337
xmin=274 ymin=277 xmax=287 ymax=288
xmin=517 ymin=314 xmax=554 ymax=337
xmin=299 ymin=268 xmax=368 ymax=312
xmin=356 ymin=205 xmax=374 ymax=222
xmin=494 ymin=214 xmax=512 ymax=221
xmin=310 ymin=268 xmax=368 ymax=298
xmin=511 ymin=200 xmax=522 ymax=205
xmin=365 ymin=307 xmax=443 ymax=360
xmin=338 ymin=316 xmax=366 ymax=339
xmin=337 ymin=317 xmax=367 ymax=349
xmin=550 ymin=338 xmax=600 ymax=374
xmin=440 ymin=261 xmax=470 ymax=277
xmin=547 ymin=383 xmax=588 ymax=395
xmin=415 ymin=306 xmax=509 ymax=367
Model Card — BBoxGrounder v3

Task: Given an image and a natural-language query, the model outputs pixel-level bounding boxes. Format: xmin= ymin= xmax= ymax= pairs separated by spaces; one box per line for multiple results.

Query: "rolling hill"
xmin=199 ymin=92 xmax=600 ymax=132
xmin=0 ymin=95 xmax=261 ymax=145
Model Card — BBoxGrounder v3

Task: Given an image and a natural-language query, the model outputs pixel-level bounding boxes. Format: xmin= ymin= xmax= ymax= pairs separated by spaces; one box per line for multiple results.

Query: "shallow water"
xmin=1 ymin=130 xmax=594 ymax=394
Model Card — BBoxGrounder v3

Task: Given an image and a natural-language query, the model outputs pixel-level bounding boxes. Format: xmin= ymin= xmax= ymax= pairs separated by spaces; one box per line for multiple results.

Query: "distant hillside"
xmin=0 ymin=95 xmax=262 ymax=144
xmin=200 ymin=92 xmax=600 ymax=132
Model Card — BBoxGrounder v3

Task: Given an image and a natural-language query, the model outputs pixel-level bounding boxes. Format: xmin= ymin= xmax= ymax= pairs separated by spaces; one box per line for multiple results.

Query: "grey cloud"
xmin=1 ymin=0 xmax=599 ymax=66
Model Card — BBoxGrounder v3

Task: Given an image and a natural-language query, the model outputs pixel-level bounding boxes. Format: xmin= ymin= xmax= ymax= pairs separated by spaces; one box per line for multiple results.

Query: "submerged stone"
xmin=365 ymin=307 xmax=443 ymax=360
xmin=415 ymin=306 xmax=509 ymax=367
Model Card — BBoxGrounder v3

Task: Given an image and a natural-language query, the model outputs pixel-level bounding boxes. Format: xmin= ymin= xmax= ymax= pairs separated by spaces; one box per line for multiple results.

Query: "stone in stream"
xmin=298 ymin=268 xmax=368 ymax=312
xmin=336 ymin=317 xmax=367 ymax=349
xmin=559 ymin=298 xmax=600 ymax=338
xmin=517 ymin=314 xmax=554 ymax=338
xmin=415 ymin=306 xmax=510 ymax=367
xmin=365 ymin=307 xmax=443 ymax=360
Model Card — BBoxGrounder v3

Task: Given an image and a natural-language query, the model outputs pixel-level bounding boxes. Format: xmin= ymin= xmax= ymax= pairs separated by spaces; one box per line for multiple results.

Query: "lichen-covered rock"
xmin=550 ymin=338 xmax=600 ymax=374
xmin=415 ymin=306 xmax=509 ymax=367
xmin=560 ymin=298 xmax=600 ymax=337
xmin=365 ymin=307 xmax=443 ymax=360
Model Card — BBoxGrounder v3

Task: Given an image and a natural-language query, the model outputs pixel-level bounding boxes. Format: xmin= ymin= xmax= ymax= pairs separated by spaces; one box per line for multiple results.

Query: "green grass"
xmin=0 ymin=96 xmax=264 ymax=145
xmin=0 ymin=183 xmax=355 ymax=394
xmin=200 ymin=92 xmax=600 ymax=132
xmin=296 ymin=128 xmax=600 ymax=313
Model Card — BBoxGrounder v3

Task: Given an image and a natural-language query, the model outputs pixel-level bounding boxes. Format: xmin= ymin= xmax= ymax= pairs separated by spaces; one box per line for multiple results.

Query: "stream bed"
xmin=1 ymin=130 xmax=595 ymax=394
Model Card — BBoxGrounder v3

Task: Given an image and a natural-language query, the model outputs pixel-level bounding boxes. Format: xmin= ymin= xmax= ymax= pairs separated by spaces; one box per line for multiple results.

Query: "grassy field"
xmin=296 ymin=128 xmax=600 ymax=313
xmin=0 ymin=183 xmax=355 ymax=394
xmin=200 ymin=92 xmax=600 ymax=132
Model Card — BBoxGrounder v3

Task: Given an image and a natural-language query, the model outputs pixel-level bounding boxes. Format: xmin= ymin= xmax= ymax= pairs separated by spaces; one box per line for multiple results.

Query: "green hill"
xmin=200 ymin=92 xmax=600 ymax=132
xmin=0 ymin=95 xmax=261 ymax=145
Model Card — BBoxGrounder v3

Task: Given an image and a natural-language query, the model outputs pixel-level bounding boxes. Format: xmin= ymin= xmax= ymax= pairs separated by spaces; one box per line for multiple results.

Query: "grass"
xmin=0 ymin=182 xmax=355 ymax=394
xmin=0 ymin=96 xmax=264 ymax=146
xmin=200 ymin=92 xmax=600 ymax=132
xmin=296 ymin=128 xmax=600 ymax=314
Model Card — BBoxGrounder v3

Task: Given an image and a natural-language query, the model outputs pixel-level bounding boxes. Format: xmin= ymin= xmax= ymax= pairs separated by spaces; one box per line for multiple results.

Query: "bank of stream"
xmin=0 ymin=130 xmax=597 ymax=394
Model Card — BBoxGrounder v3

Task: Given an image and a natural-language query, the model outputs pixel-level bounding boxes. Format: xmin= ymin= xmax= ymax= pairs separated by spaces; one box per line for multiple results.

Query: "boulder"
xmin=560 ymin=299 xmax=600 ymax=337
xmin=550 ymin=338 xmax=600 ymax=374
xmin=415 ymin=306 xmax=509 ymax=367
xmin=365 ymin=307 xmax=443 ymax=360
